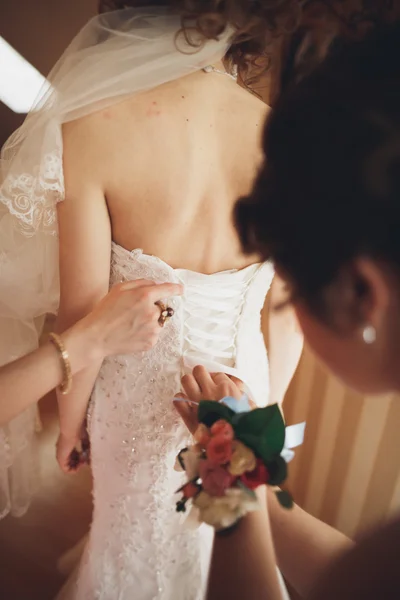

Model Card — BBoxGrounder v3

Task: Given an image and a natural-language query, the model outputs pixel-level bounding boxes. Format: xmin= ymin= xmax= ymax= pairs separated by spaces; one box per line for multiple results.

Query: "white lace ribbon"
xmin=281 ymin=422 xmax=306 ymax=463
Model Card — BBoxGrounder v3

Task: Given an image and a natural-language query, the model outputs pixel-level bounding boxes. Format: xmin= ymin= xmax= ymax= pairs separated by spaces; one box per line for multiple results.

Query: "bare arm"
xmin=56 ymin=121 xmax=111 ymax=468
xmin=268 ymin=275 xmax=304 ymax=406
xmin=206 ymin=486 xmax=352 ymax=600
xmin=207 ymin=488 xmax=284 ymax=600
xmin=267 ymin=487 xmax=353 ymax=597
xmin=207 ymin=486 xmax=395 ymax=600
xmin=0 ymin=325 xmax=97 ymax=426
xmin=309 ymin=517 xmax=400 ymax=600
xmin=0 ymin=281 xmax=182 ymax=426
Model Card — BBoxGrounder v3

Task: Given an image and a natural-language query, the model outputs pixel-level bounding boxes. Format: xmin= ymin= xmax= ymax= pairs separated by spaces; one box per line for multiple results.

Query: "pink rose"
xmin=210 ymin=419 xmax=234 ymax=440
xmin=207 ymin=434 xmax=233 ymax=466
xmin=194 ymin=424 xmax=211 ymax=448
xmin=199 ymin=460 xmax=234 ymax=497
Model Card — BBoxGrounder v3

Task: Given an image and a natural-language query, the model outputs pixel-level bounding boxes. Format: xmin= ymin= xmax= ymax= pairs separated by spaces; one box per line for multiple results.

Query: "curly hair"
xmin=278 ymin=0 xmax=400 ymax=94
xmin=98 ymin=1 xmax=300 ymax=81
xmin=236 ymin=21 xmax=400 ymax=322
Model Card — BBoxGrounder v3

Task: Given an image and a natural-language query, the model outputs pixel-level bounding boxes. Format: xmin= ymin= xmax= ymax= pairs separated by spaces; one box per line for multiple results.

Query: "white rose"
xmin=174 ymin=445 xmax=202 ymax=479
xmin=194 ymin=487 xmax=259 ymax=532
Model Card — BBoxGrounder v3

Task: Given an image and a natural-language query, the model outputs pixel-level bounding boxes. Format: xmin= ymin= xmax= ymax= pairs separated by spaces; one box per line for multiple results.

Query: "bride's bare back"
xmin=56 ymin=70 xmax=270 ymax=447
xmin=62 ymin=71 xmax=267 ymax=275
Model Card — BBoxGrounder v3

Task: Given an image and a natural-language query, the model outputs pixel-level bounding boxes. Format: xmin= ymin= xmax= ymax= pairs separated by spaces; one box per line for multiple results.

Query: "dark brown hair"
xmin=98 ymin=1 xmax=300 ymax=82
xmin=236 ymin=22 xmax=400 ymax=321
xmin=278 ymin=0 xmax=400 ymax=96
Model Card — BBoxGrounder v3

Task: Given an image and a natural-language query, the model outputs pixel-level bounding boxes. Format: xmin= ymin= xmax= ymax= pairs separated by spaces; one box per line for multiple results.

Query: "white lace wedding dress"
xmin=58 ymin=242 xmax=290 ymax=600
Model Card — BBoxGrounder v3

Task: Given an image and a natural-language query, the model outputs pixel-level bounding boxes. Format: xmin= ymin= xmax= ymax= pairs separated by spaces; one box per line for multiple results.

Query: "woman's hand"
xmin=175 ymin=366 xmax=245 ymax=433
xmin=56 ymin=432 xmax=82 ymax=473
xmin=56 ymin=424 xmax=91 ymax=474
xmin=57 ymin=280 xmax=182 ymax=473
xmin=71 ymin=279 xmax=183 ymax=360
xmin=182 ymin=366 xmax=244 ymax=402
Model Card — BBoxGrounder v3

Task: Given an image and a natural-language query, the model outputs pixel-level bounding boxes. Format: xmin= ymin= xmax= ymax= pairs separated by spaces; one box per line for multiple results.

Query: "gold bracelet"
xmin=48 ymin=332 xmax=72 ymax=395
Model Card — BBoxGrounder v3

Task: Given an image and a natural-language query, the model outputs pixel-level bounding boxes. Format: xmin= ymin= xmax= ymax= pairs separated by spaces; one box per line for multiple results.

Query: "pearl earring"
xmin=362 ymin=325 xmax=376 ymax=344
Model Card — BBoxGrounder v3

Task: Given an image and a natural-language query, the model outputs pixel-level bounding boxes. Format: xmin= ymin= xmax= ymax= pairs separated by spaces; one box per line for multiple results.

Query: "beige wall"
xmin=283 ymin=348 xmax=400 ymax=538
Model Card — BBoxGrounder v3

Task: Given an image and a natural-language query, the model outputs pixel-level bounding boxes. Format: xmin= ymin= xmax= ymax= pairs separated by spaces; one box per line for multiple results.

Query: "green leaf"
xmin=267 ymin=456 xmax=288 ymax=486
xmin=234 ymin=404 xmax=286 ymax=462
xmin=231 ymin=412 xmax=245 ymax=427
xmin=197 ymin=400 xmax=235 ymax=428
xmin=275 ymin=490 xmax=293 ymax=510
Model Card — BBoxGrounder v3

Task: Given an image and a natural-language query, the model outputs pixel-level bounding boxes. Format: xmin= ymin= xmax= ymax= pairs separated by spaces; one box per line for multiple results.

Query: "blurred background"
xmin=0 ymin=1 xmax=97 ymax=146
xmin=0 ymin=1 xmax=399 ymax=599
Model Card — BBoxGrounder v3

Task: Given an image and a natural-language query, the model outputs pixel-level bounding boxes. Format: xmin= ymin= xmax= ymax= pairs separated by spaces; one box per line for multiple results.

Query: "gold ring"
xmin=155 ymin=301 xmax=174 ymax=327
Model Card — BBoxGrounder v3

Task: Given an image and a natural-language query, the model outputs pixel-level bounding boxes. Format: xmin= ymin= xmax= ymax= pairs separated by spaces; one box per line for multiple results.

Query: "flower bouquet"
xmin=175 ymin=396 xmax=293 ymax=532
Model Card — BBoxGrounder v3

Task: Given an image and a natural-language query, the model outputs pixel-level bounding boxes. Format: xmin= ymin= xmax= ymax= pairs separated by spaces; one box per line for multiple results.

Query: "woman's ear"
xmin=353 ymin=258 xmax=391 ymax=332
xmin=320 ymin=258 xmax=391 ymax=335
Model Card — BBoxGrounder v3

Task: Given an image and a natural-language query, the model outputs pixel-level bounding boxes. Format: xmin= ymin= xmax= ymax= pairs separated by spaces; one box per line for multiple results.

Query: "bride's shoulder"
xmin=62 ymin=101 xmax=130 ymax=161
xmin=62 ymin=111 xmax=101 ymax=150
xmin=61 ymin=108 xmax=118 ymax=188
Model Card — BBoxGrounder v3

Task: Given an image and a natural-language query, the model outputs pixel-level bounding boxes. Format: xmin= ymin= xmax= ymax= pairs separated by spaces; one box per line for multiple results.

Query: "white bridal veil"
xmin=0 ymin=6 xmax=233 ymax=518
